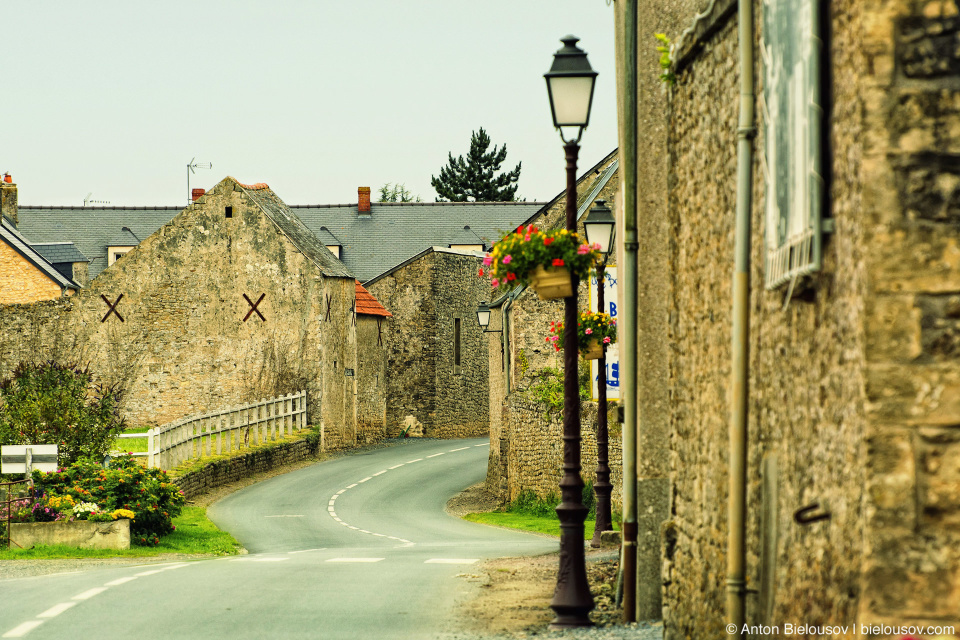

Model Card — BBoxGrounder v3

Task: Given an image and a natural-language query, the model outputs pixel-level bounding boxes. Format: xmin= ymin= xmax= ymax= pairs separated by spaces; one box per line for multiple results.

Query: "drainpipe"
xmin=728 ymin=0 xmax=756 ymax=636
xmin=621 ymin=0 xmax=639 ymax=623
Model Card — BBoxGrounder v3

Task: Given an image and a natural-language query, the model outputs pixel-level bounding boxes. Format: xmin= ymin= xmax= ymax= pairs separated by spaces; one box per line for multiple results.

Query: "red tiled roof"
xmin=355 ymin=280 xmax=392 ymax=317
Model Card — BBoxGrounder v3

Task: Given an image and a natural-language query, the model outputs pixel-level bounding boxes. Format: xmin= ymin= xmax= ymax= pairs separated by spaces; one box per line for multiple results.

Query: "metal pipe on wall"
xmin=620 ymin=0 xmax=639 ymax=623
xmin=727 ymin=0 xmax=756 ymax=635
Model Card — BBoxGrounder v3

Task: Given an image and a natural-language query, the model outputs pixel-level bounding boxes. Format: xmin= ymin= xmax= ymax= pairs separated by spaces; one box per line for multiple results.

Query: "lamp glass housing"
xmin=476 ymin=305 xmax=491 ymax=329
xmin=546 ymin=75 xmax=596 ymax=128
xmin=584 ymin=200 xmax=616 ymax=256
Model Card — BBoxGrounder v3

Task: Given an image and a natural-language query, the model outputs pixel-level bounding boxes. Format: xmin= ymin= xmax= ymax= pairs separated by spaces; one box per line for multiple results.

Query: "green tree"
xmin=378 ymin=183 xmax=420 ymax=202
xmin=0 ymin=362 xmax=126 ymax=467
xmin=431 ymin=128 xmax=522 ymax=202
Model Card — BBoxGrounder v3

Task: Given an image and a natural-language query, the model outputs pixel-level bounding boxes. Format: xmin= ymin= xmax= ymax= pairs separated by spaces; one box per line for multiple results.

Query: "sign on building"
xmin=589 ymin=266 xmax=619 ymax=401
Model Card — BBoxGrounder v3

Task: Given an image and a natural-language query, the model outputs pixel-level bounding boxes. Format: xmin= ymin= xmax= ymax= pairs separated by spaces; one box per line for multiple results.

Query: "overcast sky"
xmin=3 ymin=1 xmax=617 ymax=207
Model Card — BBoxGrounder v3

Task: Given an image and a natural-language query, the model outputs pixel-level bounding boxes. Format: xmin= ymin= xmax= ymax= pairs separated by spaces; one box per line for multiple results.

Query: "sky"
xmin=3 ymin=1 xmax=618 ymax=207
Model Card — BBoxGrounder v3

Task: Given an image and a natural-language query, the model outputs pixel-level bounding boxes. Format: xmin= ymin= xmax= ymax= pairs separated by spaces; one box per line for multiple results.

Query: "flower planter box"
xmin=580 ymin=339 xmax=603 ymax=360
xmin=529 ymin=265 xmax=574 ymax=300
xmin=10 ymin=519 xmax=131 ymax=550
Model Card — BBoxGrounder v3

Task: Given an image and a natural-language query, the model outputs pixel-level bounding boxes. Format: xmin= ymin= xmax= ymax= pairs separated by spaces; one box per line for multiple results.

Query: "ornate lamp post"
xmin=544 ymin=34 xmax=598 ymax=629
xmin=583 ymin=199 xmax=616 ymax=545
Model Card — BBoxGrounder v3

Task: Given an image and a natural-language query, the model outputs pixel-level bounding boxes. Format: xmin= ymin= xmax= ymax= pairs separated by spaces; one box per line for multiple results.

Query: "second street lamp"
xmin=544 ymin=34 xmax=597 ymax=629
xmin=584 ymin=199 xmax=616 ymax=546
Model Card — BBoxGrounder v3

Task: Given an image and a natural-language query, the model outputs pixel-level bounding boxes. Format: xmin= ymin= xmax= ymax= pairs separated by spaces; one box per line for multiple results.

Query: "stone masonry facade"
xmin=0 ymin=178 xmax=363 ymax=450
xmin=615 ymin=0 xmax=960 ymax=636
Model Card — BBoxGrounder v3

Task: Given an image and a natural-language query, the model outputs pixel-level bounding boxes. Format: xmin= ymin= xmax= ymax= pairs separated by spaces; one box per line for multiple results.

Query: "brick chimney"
xmin=1 ymin=179 xmax=17 ymax=227
xmin=358 ymin=186 xmax=371 ymax=217
xmin=191 ymin=188 xmax=205 ymax=202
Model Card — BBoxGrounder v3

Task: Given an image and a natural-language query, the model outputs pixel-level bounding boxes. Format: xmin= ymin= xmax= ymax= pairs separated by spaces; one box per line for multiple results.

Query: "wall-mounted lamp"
xmin=476 ymin=303 xmax=502 ymax=333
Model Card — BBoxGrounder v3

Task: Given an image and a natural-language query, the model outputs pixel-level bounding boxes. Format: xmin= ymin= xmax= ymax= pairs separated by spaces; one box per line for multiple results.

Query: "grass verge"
xmin=463 ymin=511 xmax=620 ymax=540
xmin=0 ymin=506 xmax=242 ymax=560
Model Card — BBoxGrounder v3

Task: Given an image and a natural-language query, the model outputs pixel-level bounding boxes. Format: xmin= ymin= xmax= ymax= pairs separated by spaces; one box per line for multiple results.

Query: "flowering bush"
xmin=546 ymin=311 xmax=618 ymax=353
xmin=111 ymin=508 xmax=136 ymax=520
xmin=71 ymin=502 xmax=101 ymax=520
xmin=479 ymin=224 xmax=601 ymax=293
xmin=32 ymin=454 xmax=184 ymax=546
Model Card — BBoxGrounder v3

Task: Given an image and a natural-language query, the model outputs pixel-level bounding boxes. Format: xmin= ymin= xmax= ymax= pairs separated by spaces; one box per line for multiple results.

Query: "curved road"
xmin=0 ymin=439 xmax=557 ymax=639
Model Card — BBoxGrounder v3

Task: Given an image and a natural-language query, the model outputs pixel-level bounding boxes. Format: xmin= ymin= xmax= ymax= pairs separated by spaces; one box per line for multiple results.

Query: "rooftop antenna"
xmin=83 ymin=193 xmax=111 ymax=206
xmin=187 ymin=157 xmax=212 ymax=205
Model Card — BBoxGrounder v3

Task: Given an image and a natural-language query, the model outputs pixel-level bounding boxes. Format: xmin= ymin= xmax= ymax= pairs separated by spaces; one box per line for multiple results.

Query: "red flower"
xmin=507 ymin=273 xmax=516 ymax=281
xmin=478 ymin=268 xmax=484 ymax=276
xmin=544 ymin=237 xmax=554 ymax=246
xmin=552 ymin=258 xmax=564 ymax=267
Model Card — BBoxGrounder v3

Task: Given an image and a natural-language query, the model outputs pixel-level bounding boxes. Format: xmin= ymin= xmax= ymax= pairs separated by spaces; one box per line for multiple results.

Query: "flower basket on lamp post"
xmin=547 ymin=311 xmax=617 ymax=360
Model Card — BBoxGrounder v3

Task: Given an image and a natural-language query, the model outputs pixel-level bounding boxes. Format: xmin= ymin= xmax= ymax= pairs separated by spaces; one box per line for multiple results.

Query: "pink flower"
xmin=491 ymin=278 xmax=499 ymax=287
xmin=592 ymin=243 xmax=601 ymax=251
xmin=483 ymin=255 xmax=494 ymax=266
xmin=603 ymin=336 xmax=611 ymax=344
xmin=502 ymin=255 xmax=512 ymax=265
xmin=585 ymin=328 xmax=593 ymax=335
xmin=578 ymin=244 xmax=590 ymax=255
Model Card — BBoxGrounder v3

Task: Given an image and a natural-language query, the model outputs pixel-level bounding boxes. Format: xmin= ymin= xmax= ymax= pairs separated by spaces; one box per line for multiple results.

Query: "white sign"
xmin=0 ymin=445 xmax=59 ymax=474
xmin=589 ymin=267 xmax=620 ymax=401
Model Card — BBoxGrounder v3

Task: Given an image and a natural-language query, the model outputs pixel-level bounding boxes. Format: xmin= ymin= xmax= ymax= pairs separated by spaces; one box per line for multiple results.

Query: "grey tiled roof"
xmin=0 ymin=218 xmax=77 ymax=291
xmin=292 ymin=201 xmax=545 ymax=282
xmin=241 ymin=185 xmax=355 ymax=279
xmin=17 ymin=206 xmax=180 ymax=279
xmin=30 ymin=242 xmax=90 ymax=265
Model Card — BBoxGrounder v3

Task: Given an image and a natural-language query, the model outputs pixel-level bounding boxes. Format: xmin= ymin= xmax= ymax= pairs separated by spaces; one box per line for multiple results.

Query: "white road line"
xmin=388 ymin=464 xmax=404 ymax=469
xmin=449 ymin=447 xmax=470 ymax=452
xmin=425 ymin=558 xmax=480 ymax=564
xmin=36 ymin=602 xmax=77 ymax=618
xmin=358 ymin=477 xmax=372 ymax=483
xmin=333 ymin=516 xmax=342 ymax=522
xmin=474 ymin=443 xmax=489 ymax=447
xmin=71 ymin=587 xmax=108 ymax=601
xmin=265 ymin=514 xmax=304 ymax=518
xmin=104 ymin=576 xmax=138 ymax=586
xmin=328 ymin=498 xmax=337 ymax=505
xmin=326 ymin=558 xmax=385 ymax=563
xmin=407 ymin=458 xmax=423 ymax=463
xmin=134 ymin=563 xmax=188 ymax=577
xmin=336 ymin=489 xmax=347 ymax=495
xmin=426 ymin=452 xmax=445 ymax=458
xmin=287 ymin=548 xmax=325 ymax=554
xmin=327 ymin=506 xmax=336 ymax=512
xmin=372 ymin=470 xmax=387 ymax=476
xmin=2 ymin=620 xmax=44 ymax=638
xmin=346 ymin=483 xmax=358 ymax=488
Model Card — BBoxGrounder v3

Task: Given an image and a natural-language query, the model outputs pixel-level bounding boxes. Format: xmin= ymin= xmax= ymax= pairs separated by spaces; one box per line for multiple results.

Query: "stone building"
xmin=612 ymin=0 xmax=960 ymax=634
xmin=482 ymin=149 xmax=620 ymax=505
xmin=0 ymin=177 xmax=360 ymax=448
xmin=354 ymin=279 xmax=392 ymax=443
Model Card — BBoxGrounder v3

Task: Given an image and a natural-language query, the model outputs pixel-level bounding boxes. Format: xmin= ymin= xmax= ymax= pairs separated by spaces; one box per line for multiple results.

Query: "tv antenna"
xmin=83 ymin=193 xmax=111 ymax=206
xmin=187 ymin=157 xmax=212 ymax=204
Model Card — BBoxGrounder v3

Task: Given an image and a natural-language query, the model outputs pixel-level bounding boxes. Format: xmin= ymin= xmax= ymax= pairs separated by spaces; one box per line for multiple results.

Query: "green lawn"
xmin=111 ymin=426 xmax=151 ymax=454
xmin=463 ymin=511 xmax=620 ymax=540
xmin=0 ymin=506 xmax=242 ymax=560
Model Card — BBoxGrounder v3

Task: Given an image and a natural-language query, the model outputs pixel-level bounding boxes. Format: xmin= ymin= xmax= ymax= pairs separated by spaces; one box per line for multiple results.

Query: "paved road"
xmin=0 ymin=438 xmax=557 ymax=640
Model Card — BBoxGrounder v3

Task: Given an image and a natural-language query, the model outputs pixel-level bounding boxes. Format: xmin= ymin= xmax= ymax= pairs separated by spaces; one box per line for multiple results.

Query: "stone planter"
xmin=529 ymin=265 xmax=574 ymax=300
xmin=10 ymin=519 xmax=131 ymax=550
xmin=580 ymin=339 xmax=603 ymax=360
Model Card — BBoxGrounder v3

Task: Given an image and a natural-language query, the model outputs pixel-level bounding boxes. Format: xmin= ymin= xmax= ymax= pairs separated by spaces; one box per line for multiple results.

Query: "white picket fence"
xmin=117 ymin=391 xmax=307 ymax=471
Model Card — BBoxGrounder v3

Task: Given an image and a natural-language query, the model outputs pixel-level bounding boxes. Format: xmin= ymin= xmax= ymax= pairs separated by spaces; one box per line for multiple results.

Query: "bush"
xmin=0 ymin=362 xmax=126 ymax=467
xmin=32 ymin=455 xmax=185 ymax=546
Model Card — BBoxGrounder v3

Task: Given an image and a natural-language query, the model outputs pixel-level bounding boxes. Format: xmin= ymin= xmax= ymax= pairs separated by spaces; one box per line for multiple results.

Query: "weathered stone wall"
xmin=368 ymin=249 xmax=490 ymax=439
xmin=497 ymin=397 xmax=622 ymax=514
xmin=0 ymin=178 xmax=359 ymax=448
xmin=356 ymin=314 xmax=388 ymax=443
xmin=172 ymin=436 xmax=319 ymax=500
xmin=0 ymin=240 xmax=65 ymax=304
xmin=861 ymin=0 xmax=960 ymax=626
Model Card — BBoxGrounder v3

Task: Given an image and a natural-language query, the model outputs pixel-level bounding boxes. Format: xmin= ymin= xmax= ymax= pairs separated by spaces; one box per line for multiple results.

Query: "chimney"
xmin=191 ymin=188 xmax=205 ymax=202
xmin=358 ymin=186 xmax=371 ymax=217
xmin=1 ymin=177 xmax=17 ymax=228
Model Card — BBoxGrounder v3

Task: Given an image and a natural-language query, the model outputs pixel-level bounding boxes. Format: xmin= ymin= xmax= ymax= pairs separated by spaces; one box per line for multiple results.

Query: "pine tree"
xmin=378 ymin=183 xmax=420 ymax=202
xmin=431 ymin=128 xmax=522 ymax=202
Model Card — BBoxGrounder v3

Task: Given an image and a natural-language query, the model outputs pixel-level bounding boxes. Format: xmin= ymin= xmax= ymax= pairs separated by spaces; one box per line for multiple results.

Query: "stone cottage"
xmin=612 ymin=0 xmax=960 ymax=634
xmin=0 ymin=177 xmax=361 ymax=448
xmin=354 ymin=279 xmax=392 ymax=443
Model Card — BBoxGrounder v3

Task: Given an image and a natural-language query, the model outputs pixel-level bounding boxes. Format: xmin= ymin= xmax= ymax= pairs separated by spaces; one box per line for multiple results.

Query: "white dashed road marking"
xmin=71 ymin=587 xmax=108 ymax=601
xmin=326 ymin=558 xmax=385 ymax=563
xmin=104 ymin=576 xmax=138 ymax=586
xmin=36 ymin=603 xmax=76 ymax=618
xmin=426 ymin=452 xmax=445 ymax=458
xmin=2 ymin=621 xmax=44 ymax=638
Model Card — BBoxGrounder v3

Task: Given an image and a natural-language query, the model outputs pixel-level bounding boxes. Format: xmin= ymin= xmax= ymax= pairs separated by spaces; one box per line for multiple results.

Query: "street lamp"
xmin=476 ymin=303 xmax=492 ymax=331
xmin=584 ymin=199 xmax=616 ymax=547
xmin=544 ymin=34 xmax=597 ymax=629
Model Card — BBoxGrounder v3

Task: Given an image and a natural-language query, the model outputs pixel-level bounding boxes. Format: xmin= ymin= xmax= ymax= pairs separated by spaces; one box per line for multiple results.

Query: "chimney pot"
xmin=358 ymin=186 xmax=371 ymax=215
xmin=191 ymin=188 xmax=205 ymax=202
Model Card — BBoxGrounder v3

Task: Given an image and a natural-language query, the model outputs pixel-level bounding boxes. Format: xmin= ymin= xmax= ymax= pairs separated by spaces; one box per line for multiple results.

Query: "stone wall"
xmin=171 ymin=436 xmax=319 ymax=500
xmin=0 ymin=240 xmax=65 ymax=304
xmin=0 ymin=178 xmax=359 ymax=449
xmin=356 ymin=314 xmax=388 ymax=443
xmin=367 ymin=249 xmax=490 ymax=439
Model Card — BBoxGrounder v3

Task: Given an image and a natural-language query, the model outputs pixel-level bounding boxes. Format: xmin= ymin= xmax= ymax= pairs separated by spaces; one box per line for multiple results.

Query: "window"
xmin=107 ymin=247 xmax=134 ymax=266
xmin=225 ymin=206 xmax=233 ymax=219
xmin=762 ymin=0 xmax=825 ymax=289
xmin=454 ymin=318 xmax=462 ymax=368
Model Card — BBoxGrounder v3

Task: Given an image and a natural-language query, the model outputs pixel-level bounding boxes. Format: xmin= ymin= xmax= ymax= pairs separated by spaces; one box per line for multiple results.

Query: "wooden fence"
xmin=128 ymin=391 xmax=308 ymax=471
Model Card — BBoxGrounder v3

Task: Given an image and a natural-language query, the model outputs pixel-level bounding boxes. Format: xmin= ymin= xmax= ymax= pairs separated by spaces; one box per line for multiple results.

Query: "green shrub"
xmin=0 ymin=362 xmax=126 ymax=467
xmin=33 ymin=455 xmax=185 ymax=546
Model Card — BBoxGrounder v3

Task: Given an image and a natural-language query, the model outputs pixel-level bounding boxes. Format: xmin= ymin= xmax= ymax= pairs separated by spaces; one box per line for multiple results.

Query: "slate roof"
xmin=239 ymin=182 xmax=355 ymax=280
xmin=0 ymin=217 xmax=78 ymax=291
xmin=30 ymin=242 xmax=90 ymax=265
xmin=17 ymin=206 xmax=180 ymax=279
xmin=292 ymin=201 xmax=544 ymax=282
xmin=355 ymin=280 xmax=392 ymax=317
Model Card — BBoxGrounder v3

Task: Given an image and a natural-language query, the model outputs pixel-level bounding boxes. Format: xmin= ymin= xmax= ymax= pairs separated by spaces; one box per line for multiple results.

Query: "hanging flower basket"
xmin=529 ymin=264 xmax=574 ymax=300
xmin=546 ymin=311 xmax=617 ymax=359
xmin=478 ymin=224 xmax=601 ymax=297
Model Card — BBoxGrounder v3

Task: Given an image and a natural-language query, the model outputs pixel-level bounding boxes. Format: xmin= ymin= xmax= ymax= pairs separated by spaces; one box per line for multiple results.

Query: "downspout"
xmin=621 ymin=0 xmax=639 ymax=623
xmin=728 ymin=0 xmax=756 ymax=636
